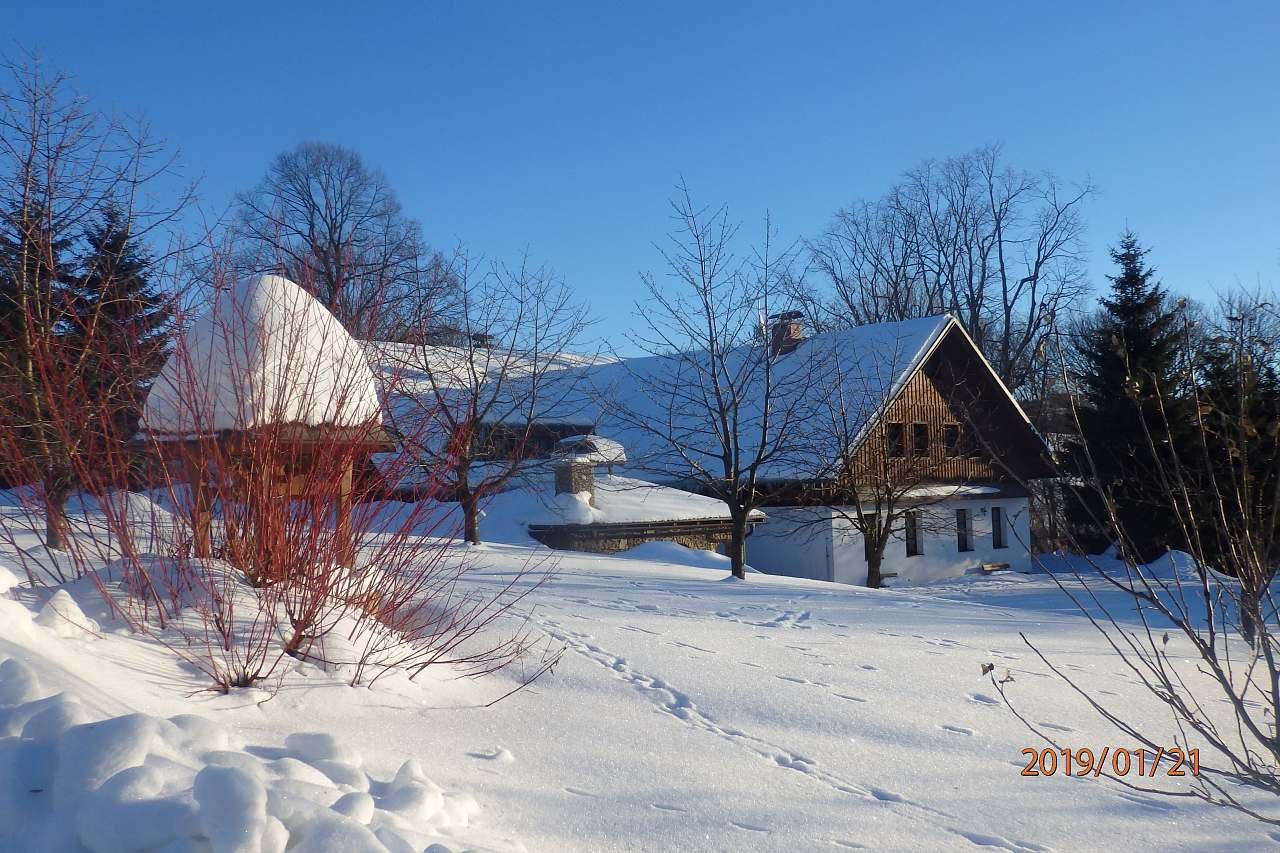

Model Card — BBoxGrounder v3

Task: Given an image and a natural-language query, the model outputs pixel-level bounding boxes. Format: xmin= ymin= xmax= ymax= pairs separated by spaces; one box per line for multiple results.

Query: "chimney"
xmin=554 ymin=458 xmax=597 ymax=506
xmin=550 ymin=435 xmax=626 ymax=509
xmin=768 ymin=311 xmax=805 ymax=356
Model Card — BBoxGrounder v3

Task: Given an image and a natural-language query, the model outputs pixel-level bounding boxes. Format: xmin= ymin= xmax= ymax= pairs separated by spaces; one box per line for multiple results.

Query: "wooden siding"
xmin=846 ymin=325 xmax=1053 ymax=485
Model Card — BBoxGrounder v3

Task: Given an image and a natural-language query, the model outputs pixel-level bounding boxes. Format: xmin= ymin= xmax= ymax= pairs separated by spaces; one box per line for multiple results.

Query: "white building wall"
xmin=746 ymin=507 xmax=834 ymax=582
xmin=748 ymin=497 xmax=1032 ymax=587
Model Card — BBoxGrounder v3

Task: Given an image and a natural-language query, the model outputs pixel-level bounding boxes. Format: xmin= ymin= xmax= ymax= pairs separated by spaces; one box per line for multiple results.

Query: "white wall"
xmin=746 ymin=507 xmax=834 ymax=582
xmin=748 ymin=498 xmax=1032 ymax=587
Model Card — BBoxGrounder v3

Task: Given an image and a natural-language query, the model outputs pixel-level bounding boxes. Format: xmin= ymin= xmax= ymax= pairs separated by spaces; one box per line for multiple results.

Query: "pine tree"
xmin=1066 ymin=231 xmax=1189 ymax=561
xmin=65 ymin=205 xmax=171 ymax=469
xmin=0 ymin=204 xmax=79 ymax=546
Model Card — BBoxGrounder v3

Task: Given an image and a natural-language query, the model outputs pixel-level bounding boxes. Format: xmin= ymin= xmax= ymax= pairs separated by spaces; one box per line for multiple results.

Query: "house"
xmin=544 ymin=314 xmax=1052 ymax=585
xmin=736 ymin=314 xmax=1052 ymax=585
xmin=363 ymin=313 xmax=1052 ymax=582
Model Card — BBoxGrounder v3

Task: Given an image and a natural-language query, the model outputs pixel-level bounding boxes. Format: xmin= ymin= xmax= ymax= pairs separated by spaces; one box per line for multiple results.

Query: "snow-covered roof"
xmin=552 ymin=435 xmax=626 ymax=466
xmin=494 ymin=474 xmax=764 ymax=528
xmin=541 ymin=315 xmax=954 ymax=481
xmin=141 ymin=275 xmax=382 ymax=434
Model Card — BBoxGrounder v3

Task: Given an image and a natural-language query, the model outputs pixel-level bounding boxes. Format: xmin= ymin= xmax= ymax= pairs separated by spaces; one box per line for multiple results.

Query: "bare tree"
xmin=0 ymin=51 xmax=188 ymax=551
xmin=233 ymin=142 xmax=453 ymax=338
xmin=995 ymin=292 xmax=1280 ymax=822
xmin=607 ymin=184 xmax=810 ymax=579
xmin=377 ymin=251 xmax=592 ymax=545
xmin=807 ymin=144 xmax=1091 ymax=393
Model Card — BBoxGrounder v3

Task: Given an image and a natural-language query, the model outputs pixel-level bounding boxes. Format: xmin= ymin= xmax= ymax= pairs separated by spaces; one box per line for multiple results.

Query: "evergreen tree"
xmin=65 ymin=205 xmax=171 ymax=463
xmin=1066 ymin=231 xmax=1189 ymax=561
xmin=0 ymin=204 xmax=79 ymax=544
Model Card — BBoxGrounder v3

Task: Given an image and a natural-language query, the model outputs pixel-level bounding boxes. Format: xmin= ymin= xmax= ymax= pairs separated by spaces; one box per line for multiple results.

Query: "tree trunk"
xmin=727 ymin=513 xmax=748 ymax=580
xmin=866 ymin=549 xmax=883 ymax=589
xmin=44 ymin=485 xmax=70 ymax=551
xmin=1241 ymin=584 xmax=1262 ymax=649
xmin=461 ymin=494 xmax=481 ymax=545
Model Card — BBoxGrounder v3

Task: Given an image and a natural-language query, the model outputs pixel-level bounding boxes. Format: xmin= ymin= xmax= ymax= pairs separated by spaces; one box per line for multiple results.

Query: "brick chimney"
xmin=768 ymin=311 xmax=805 ymax=356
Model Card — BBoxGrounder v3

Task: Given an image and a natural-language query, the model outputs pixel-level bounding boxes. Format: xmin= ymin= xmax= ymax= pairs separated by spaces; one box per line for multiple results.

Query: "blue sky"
xmin=12 ymin=2 xmax=1280 ymax=344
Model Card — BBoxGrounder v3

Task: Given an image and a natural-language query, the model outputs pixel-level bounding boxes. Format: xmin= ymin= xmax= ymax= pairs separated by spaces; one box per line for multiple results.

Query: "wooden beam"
xmin=336 ymin=458 xmax=354 ymax=568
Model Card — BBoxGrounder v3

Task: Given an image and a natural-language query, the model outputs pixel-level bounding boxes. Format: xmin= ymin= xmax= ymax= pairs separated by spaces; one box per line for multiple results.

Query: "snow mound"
xmin=0 ymin=655 xmax=479 ymax=852
xmin=615 ymin=541 xmax=759 ymax=572
xmin=34 ymin=590 xmax=99 ymax=639
xmin=0 ymin=562 xmax=20 ymax=595
xmin=142 ymin=274 xmax=382 ymax=433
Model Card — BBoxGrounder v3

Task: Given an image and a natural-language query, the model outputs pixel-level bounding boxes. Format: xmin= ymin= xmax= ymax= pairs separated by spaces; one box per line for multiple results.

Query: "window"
xmin=912 ymin=423 xmax=929 ymax=457
xmin=956 ymin=508 xmax=972 ymax=552
xmin=992 ymin=506 xmax=1007 ymax=549
xmin=943 ymin=424 xmax=960 ymax=458
xmin=905 ymin=510 xmax=923 ymax=557
xmin=886 ymin=423 xmax=905 ymax=458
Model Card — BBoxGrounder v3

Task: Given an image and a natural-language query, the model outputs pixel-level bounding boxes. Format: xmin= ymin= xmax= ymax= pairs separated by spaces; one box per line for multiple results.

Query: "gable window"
xmin=943 ymin=423 xmax=960 ymax=458
xmin=992 ymin=506 xmax=1007 ymax=549
xmin=912 ymin=423 xmax=929 ymax=457
xmin=886 ymin=423 xmax=905 ymax=458
xmin=956 ymin=508 xmax=973 ymax=552
xmin=904 ymin=510 xmax=923 ymax=557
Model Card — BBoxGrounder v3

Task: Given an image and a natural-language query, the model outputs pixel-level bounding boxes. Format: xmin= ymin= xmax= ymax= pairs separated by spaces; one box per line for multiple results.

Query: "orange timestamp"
xmin=1020 ymin=746 xmax=1200 ymax=778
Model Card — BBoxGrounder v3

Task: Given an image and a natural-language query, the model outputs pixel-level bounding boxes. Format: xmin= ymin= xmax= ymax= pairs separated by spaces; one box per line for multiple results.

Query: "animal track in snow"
xmin=832 ymin=693 xmax=868 ymax=703
xmin=537 ymin=618 xmax=949 ymax=820
xmin=967 ymin=692 xmax=1001 ymax=706
xmin=729 ymin=820 xmax=771 ymax=833
xmin=651 ymin=803 xmax=687 ymax=813
xmin=1037 ymin=722 xmax=1075 ymax=733
xmin=941 ymin=724 xmax=974 ymax=736
xmin=563 ymin=787 xmax=598 ymax=798
xmin=947 ymin=829 xmax=1051 ymax=851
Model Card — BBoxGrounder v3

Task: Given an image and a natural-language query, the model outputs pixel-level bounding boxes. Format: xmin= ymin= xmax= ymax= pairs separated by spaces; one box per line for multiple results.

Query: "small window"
xmin=956 ymin=508 xmax=972 ymax=552
xmin=905 ymin=511 xmax=922 ymax=557
xmin=886 ymin=423 xmax=905 ymax=458
xmin=943 ymin=424 xmax=960 ymax=458
xmin=912 ymin=423 xmax=929 ymax=457
xmin=992 ymin=506 xmax=1007 ymax=549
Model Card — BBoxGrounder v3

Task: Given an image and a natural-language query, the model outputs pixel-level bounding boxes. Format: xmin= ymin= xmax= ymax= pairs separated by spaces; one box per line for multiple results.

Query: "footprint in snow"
xmin=967 ymin=692 xmax=1001 ymax=706
xmin=729 ymin=820 xmax=771 ymax=833
xmin=940 ymin=724 xmax=974 ymax=736
xmin=830 ymin=841 xmax=869 ymax=850
xmin=832 ymin=693 xmax=867 ymax=703
xmin=651 ymin=803 xmax=688 ymax=813
xmin=467 ymin=747 xmax=515 ymax=763
xmin=563 ymin=787 xmax=598 ymax=798
xmin=859 ymin=664 xmax=878 ymax=671
xmin=948 ymin=829 xmax=1050 ymax=852
xmin=1037 ymin=721 xmax=1076 ymax=733
xmin=775 ymin=675 xmax=810 ymax=685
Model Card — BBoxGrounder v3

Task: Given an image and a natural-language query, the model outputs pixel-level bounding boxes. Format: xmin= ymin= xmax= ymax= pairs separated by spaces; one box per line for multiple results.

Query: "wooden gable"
xmin=847 ymin=321 xmax=1053 ymax=485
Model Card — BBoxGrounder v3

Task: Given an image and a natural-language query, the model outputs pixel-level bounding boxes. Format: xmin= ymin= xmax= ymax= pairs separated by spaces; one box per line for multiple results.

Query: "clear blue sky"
xmin=12 ymin=2 xmax=1280 ymax=344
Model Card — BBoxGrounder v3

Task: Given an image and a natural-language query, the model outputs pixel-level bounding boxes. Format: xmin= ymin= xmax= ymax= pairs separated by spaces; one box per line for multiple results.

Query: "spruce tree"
xmin=1066 ymin=231 xmax=1189 ymax=561
xmin=66 ymin=205 xmax=171 ymax=462
xmin=0 ymin=205 xmax=79 ymax=545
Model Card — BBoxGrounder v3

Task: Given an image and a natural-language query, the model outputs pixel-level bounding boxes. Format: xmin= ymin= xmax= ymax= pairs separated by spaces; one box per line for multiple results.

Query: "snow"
xmin=478 ymin=473 xmax=760 ymax=533
xmin=551 ymin=435 xmax=626 ymax=466
xmin=0 ymin=490 xmax=1273 ymax=850
xmin=142 ymin=275 xmax=382 ymax=434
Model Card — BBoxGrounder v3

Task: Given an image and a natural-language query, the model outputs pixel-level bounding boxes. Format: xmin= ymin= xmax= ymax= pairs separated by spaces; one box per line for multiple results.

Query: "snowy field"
xmin=0 ymin=498 xmax=1273 ymax=851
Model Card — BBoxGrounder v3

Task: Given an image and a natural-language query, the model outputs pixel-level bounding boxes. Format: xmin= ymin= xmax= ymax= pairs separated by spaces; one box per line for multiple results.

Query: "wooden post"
xmin=336 ymin=456 xmax=354 ymax=568
xmin=183 ymin=449 xmax=212 ymax=558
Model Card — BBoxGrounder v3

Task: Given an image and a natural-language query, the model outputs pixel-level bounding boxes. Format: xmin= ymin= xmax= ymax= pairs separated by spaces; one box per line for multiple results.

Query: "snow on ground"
xmin=0 ymin=493 xmax=1274 ymax=851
